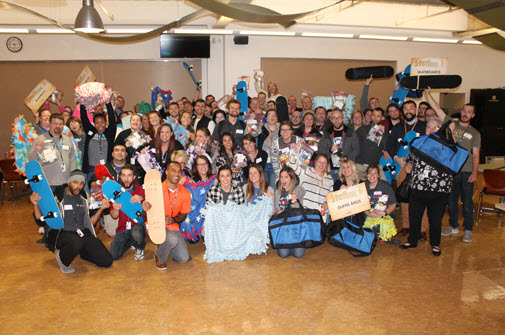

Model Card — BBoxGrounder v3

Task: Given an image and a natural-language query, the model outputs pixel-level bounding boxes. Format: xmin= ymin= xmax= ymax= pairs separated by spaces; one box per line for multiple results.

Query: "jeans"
xmin=329 ymin=168 xmax=339 ymax=183
xmin=85 ymin=166 xmax=95 ymax=194
xmin=156 ymin=229 xmax=190 ymax=263
xmin=448 ymin=171 xmax=474 ymax=231
xmin=264 ymin=163 xmax=276 ymax=191
xmin=55 ymin=229 xmax=113 ymax=267
xmin=277 ymin=248 xmax=306 ymax=258
xmin=109 ymin=224 xmax=146 ymax=260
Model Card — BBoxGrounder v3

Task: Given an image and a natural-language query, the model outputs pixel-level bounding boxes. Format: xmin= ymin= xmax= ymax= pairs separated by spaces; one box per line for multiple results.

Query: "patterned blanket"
xmin=201 ymin=197 xmax=273 ymax=263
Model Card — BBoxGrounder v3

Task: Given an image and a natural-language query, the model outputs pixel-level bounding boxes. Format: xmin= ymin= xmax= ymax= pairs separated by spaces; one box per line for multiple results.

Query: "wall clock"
xmin=6 ymin=36 xmax=23 ymax=53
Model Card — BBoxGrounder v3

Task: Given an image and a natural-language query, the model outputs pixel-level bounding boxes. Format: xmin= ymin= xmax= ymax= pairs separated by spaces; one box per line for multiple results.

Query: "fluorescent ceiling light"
xmin=36 ymin=28 xmax=74 ymax=34
xmin=301 ymin=32 xmax=353 ymax=38
xmin=359 ymin=34 xmax=408 ymax=41
xmin=105 ymin=28 xmax=152 ymax=34
xmin=0 ymin=28 xmax=29 ymax=33
xmin=171 ymin=29 xmax=233 ymax=35
xmin=240 ymin=30 xmax=296 ymax=36
xmin=462 ymin=40 xmax=482 ymax=45
xmin=412 ymin=37 xmax=459 ymax=43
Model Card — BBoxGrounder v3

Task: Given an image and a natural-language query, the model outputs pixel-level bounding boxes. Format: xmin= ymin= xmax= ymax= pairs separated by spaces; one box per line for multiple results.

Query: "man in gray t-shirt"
xmin=426 ymin=89 xmax=481 ymax=243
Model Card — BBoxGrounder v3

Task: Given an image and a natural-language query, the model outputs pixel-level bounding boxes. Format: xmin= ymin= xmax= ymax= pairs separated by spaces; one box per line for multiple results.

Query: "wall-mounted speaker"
xmin=234 ymin=36 xmax=249 ymax=45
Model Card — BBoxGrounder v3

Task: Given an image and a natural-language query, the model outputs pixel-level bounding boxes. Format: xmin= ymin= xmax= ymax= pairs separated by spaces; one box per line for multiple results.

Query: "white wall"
xmin=2 ymin=33 xmax=505 ymax=102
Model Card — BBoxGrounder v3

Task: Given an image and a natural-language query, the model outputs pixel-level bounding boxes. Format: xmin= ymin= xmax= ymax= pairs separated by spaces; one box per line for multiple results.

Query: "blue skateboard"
xmin=380 ymin=156 xmax=398 ymax=184
xmin=25 ymin=160 xmax=64 ymax=229
xmin=236 ymin=80 xmax=248 ymax=118
xmin=397 ymin=130 xmax=418 ymax=158
xmin=390 ymin=64 xmax=423 ymax=106
xmin=102 ymin=180 xmax=145 ymax=224
xmin=183 ymin=62 xmax=202 ymax=91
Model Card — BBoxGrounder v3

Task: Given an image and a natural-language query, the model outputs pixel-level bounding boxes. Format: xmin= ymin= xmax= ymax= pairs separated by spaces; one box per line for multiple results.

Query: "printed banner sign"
xmin=326 ymin=183 xmax=371 ymax=221
xmin=24 ymin=79 xmax=56 ymax=112
xmin=411 ymin=57 xmax=448 ymax=75
xmin=74 ymin=65 xmax=96 ymax=87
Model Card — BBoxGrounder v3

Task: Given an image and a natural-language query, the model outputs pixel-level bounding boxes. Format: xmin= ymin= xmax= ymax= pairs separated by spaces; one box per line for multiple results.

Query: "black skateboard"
xmin=345 ymin=66 xmax=394 ymax=80
xmin=275 ymin=96 xmax=289 ymax=123
xmin=399 ymin=75 xmax=462 ymax=90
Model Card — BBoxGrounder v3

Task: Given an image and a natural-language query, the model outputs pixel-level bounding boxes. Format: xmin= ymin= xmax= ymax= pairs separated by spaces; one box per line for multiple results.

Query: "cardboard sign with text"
xmin=74 ymin=65 xmax=96 ymax=87
xmin=326 ymin=183 xmax=371 ymax=221
xmin=24 ymin=79 xmax=56 ymax=112
xmin=411 ymin=57 xmax=448 ymax=75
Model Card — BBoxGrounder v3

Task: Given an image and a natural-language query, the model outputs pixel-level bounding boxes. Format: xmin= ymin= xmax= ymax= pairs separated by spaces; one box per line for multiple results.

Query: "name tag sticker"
xmin=62 ymin=145 xmax=69 ymax=150
xmin=236 ymin=129 xmax=244 ymax=134
xmin=256 ymin=157 xmax=262 ymax=163
xmin=373 ymin=191 xmax=382 ymax=196
xmin=88 ymin=131 xmax=94 ymax=136
xmin=100 ymin=159 xmax=105 ymax=165
xmin=126 ymin=222 xmax=132 ymax=230
xmin=64 ymin=204 xmax=73 ymax=210
xmin=463 ymin=133 xmax=473 ymax=139
xmin=76 ymin=229 xmax=84 ymax=237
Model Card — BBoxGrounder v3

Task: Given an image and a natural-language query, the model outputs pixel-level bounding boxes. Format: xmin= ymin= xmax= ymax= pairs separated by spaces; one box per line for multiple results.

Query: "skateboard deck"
xmin=95 ymin=164 xmax=114 ymax=182
xmin=236 ymin=80 xmax=248 ymax=118
xmin=183 ymin=62 xmax=202 ymax=91
xmin=345 ymin=66 xmax=394 ymax=80
xmin=102 ymin=180 xmax=145 ymax=224
xmin=400 ymin=75 xmax=462 ymax=90
xmin=397 ymin=130 xmax=418 ymax=158
xmin=380 ymin=156 xmax=398 ymax=184
xmin=25 ymin=160 xmax=64 ymax=229
xmin=143 ymin=169 xmax=166 ymax=244
xmin=390 ymin=64 xmax=411 ymax=106
xmin=275 ymin=96 xmax=290 ymax=123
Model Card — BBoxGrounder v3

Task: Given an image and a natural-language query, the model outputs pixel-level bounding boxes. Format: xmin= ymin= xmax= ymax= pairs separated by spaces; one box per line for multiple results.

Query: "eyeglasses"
xmin=427 ymin=125 xmax=440 ymax=130
xmin=280 ymin=128 xmax=292 ymax=132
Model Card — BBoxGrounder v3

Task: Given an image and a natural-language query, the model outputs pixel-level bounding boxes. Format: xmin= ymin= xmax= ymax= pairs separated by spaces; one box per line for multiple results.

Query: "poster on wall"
xmin=24 ymin=79 xmax=56 ymax=112
xmin=326 ymin=183 xmax=371 ymax=221
xmin=410 ymin=57 xmax=448 ymax=75
xmin=74 ymin=65 xmax=96 ymax=87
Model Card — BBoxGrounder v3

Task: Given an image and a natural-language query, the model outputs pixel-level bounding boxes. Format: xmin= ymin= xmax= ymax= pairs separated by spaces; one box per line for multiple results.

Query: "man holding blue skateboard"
xmin=30 ymin=170 xmax=112 ymax=274
xmin=109 ymin=164 xmax=148 ymax=261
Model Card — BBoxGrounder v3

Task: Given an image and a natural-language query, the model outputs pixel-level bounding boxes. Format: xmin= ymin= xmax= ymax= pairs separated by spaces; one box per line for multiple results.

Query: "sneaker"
xmin=462 ymin=230 xmax=473 ymax=243
xmin=55 ymin=250 xmax=75 ymax=274
xmin=441 ymin=226 xmax=459 ymax=236
xmin=155 ymin=254 xmax=167 ymax=270
xmin=134 ymin=248 xmax=145 ymax=261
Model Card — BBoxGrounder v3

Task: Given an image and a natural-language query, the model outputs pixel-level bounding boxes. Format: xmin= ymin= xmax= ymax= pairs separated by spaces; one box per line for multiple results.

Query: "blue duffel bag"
xmin=410 ymin=121 xmax=469 ymax=175
xmin=327 ymin=218 xmax=377 ymax=257
xmin=268 ymin=200 xmax=325 ymax=249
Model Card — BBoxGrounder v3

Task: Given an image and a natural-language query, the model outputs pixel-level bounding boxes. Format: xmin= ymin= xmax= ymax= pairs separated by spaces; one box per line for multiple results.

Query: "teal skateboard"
xmin=102 ymin=180 xmax=145 ymax=224
xmin=380 ymin=156 xmax=397 ymax=184
xmin=25 ymin=160 xmax=64 ymax=229
xmin=183 ymin=62 xmax=202 ymax=91
xmin=397 ymin=130 xmax=418 ymax=158
xmin=236 ymin=80 xmax=248 ymax=118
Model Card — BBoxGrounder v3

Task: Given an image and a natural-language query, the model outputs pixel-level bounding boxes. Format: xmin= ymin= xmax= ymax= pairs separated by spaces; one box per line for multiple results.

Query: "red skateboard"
xmin=95 ymin=164 xmax=113 ymax=183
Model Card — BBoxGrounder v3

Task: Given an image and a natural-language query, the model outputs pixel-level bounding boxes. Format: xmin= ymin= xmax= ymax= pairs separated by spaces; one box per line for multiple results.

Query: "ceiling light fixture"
xmin=74 ymin=0 xmax=104 ymax=33
xmin=359 ymin=34 xmax=408 ymax=41
xmin=412 ymin=37 xmax=459 ymax=43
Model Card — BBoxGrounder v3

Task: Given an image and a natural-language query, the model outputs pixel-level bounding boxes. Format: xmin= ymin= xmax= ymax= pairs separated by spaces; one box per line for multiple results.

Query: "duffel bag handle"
xmin=435 ymin=120 xmax=456 ymax=145
xmin=284 ymin=198 xmax=309 ymax=222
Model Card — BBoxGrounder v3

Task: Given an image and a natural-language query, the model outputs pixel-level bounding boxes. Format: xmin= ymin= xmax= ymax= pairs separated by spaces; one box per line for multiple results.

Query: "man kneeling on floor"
xmin=144 ymin=162 xmax=191 ymax=270
xmin=30 ymin=170 xmax=113 ymax=274
xmin=109 ymin=164 xmax=148 ymax=261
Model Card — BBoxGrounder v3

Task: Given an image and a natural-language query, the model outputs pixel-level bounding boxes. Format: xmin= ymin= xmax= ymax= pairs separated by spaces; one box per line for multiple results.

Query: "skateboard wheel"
xmin=24 ymin=179 xmax=29 ymax=185
xmin=110 ymin=199 xmax=115 ymax=203
xmin=53 ymin=213 xmax=58 ymax=218
xmin=121 ymin=187 xmax=126 ymax=192
xmin=37 ymin=175 xmax=43 ymax=181
xmin=40 ymin=217 xmax=45 ymax=222
xmin=133 ymin=219 xmax=138 ymax=223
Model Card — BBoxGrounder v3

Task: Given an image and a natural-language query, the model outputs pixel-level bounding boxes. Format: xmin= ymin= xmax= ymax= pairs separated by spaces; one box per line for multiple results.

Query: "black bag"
xmin=395 ymin=173 xmax=411 ymax=203
xmin=268 ymin=200 xmax=325 ymax=249
xmin=327 ymin=218 xmax=378 ymax=257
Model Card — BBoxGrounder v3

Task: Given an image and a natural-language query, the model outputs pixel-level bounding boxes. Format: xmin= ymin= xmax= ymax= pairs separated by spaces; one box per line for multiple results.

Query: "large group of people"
xmin=26 ymin=76 xmax=481 ymax=274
